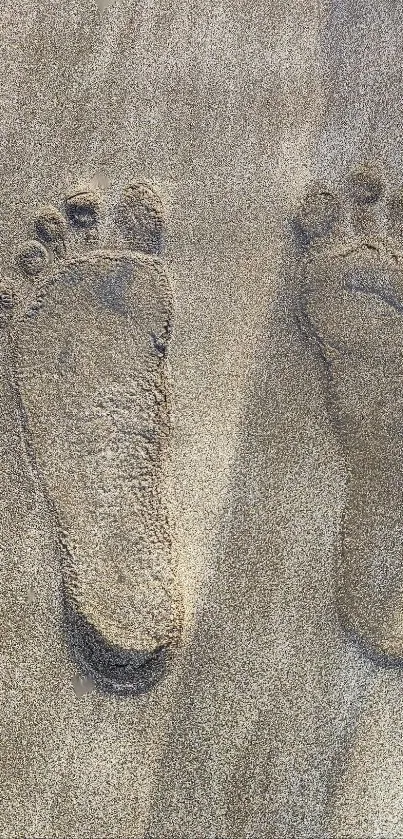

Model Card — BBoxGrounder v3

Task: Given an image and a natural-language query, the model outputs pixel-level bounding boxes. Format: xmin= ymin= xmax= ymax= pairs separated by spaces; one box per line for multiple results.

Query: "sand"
xmin=1 ymin=0 xmax=403 ymax=836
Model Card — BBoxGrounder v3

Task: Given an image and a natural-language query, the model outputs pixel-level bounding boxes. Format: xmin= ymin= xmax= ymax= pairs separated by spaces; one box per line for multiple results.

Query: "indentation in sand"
xmin=293 ymin=168 xmax=403 ymax=663
xmin=6 ymin=180 xmax=182 ymax=695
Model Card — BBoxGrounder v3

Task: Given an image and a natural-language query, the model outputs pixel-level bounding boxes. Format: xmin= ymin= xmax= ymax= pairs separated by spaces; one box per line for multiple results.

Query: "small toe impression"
xmin=293 ymin=190 xmax=340 ymax=247
xmin=65 ymin=188 xmax=100 ymax=229
xmin=117 ymin=181 xmax=165 ymax=255
xmin=64 ymin=597 xmax=171 ymax=696
xmin=346 ymin=167 xmax=384 ymax=206
xmin=17 ymin=240 xmax=49 ymax=276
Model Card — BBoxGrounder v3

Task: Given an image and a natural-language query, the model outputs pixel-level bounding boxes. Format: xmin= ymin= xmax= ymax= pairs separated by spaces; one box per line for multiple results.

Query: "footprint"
xmin=292 ymin=169 xmax=403 ymax=664
xmin=6 ymin=181 xmax=181 ymax=694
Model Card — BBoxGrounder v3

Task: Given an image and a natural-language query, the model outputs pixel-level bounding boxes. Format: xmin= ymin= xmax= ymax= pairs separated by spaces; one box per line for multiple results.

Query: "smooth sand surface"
xmin=2 ymin=0 xmax=403 ymax=836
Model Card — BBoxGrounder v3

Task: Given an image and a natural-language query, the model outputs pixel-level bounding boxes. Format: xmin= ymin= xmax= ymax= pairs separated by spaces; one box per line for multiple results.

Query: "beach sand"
xmin=1 ymin=0 xmax=403 ymax=836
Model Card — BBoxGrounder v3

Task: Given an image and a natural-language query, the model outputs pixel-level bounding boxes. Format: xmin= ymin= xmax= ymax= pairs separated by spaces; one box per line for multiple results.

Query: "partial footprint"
xmin=5 ymin=180 xmax=181 ymax=694
xmin=292 ymin=168 xmax=403 ymax=664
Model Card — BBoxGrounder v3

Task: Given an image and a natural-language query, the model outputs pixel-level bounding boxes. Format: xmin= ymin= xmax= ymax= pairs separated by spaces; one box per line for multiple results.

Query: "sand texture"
xmin=2 ymin=0 xmax=403 ymax=836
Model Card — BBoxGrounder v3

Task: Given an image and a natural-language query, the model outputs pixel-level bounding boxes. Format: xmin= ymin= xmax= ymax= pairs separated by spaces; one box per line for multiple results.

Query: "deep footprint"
xmin=293 ymin=170 xmax=403 ymax=664
xmin=8 ymin=182 xmax=181 ymax=694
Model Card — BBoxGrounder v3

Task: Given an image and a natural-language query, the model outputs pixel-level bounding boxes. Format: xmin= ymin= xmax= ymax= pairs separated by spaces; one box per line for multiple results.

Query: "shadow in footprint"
xmin=63 ymin=592 xmax=171 ymax=697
